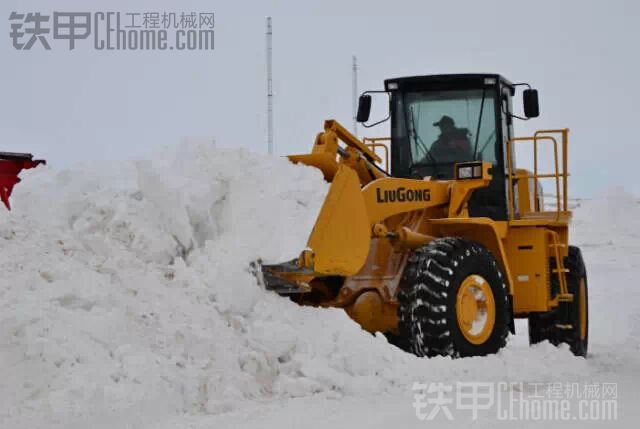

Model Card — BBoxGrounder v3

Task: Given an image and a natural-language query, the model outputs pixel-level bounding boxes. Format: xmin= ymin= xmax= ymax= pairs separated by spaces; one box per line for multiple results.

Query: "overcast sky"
xmin=1 ymin=0 xmax=638 ymax=197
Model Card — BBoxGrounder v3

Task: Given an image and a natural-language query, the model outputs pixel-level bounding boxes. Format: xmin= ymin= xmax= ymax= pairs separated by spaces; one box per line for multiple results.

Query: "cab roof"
xmin=384 ymin=74 xmax=514 ymax=93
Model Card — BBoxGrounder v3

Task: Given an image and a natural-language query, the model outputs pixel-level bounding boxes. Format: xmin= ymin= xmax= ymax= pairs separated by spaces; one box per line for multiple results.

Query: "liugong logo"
xmin=376 ymin=187 xmax=431 ymax=203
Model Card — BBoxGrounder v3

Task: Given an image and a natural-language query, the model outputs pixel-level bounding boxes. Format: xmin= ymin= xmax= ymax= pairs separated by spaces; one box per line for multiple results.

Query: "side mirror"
xmin=523 ymin=89 xmax=540 ymax=118
xmin=356 ymin=94 xmax=372 ymax=123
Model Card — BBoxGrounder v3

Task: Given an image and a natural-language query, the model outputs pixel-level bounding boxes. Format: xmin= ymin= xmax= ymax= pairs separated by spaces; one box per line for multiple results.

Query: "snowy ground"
xmin=1 ymin=144 xmax=638 ymax=428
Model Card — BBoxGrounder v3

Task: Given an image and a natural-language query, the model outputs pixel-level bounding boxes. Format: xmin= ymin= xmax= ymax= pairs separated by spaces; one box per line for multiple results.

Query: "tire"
xmin=397 ymin=237 xmax=510 ymax=358
xmin=528 ymin=245 xmax=589 ymax=357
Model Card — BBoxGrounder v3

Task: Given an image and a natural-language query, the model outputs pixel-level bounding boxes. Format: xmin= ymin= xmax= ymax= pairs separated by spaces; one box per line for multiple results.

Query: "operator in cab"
xmin=430 ymin=115 xmax=473 ymax=163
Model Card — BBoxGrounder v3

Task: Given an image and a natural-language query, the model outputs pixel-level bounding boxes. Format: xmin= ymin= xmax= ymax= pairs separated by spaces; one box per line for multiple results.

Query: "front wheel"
xmin=397 ymin=238 xmax=510 ymax=358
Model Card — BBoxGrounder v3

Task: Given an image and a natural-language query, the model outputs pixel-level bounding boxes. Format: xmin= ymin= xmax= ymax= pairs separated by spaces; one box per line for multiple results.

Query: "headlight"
xmin=455 ymin=162 xmax=484 ymax=180
xmin=457 ymin=166 xmax=473 ymax=179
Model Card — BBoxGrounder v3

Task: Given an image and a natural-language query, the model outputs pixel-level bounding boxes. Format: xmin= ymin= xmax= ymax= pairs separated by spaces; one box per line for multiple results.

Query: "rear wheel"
xmin=397 ymin=238 xmax=510 ymax=358
xmin=528 ymin=245 xmax=589 ymax=357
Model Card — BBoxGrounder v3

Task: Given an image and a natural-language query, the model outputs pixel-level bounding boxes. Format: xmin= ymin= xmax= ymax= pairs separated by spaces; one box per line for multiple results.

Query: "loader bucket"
xmin=0 ymin=152 xmax=46 ymax=210
xmin=259 ymin=164 xmax=371 ymax=292
xmin=308 ymin=164 xmax=371 ymax=275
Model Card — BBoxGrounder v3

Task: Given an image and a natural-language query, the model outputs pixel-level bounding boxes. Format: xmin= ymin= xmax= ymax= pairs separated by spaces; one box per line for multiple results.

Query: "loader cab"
xmin=382 ymin=74 xmax=522 ymax=221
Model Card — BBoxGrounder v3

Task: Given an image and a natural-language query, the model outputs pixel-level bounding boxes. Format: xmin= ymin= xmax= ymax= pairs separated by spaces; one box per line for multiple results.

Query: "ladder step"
xmin=552 ymin=268 xmax=569 ymax=273
xmin=557 ymin=293 xmax=574 ymax=302
xmin=554 ymin=323 xmax=573 ymax=330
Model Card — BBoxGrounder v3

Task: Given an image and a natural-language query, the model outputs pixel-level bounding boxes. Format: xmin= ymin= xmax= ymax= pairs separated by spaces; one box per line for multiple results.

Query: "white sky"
xmin=1 ymin=0 xmax=639 ymax=197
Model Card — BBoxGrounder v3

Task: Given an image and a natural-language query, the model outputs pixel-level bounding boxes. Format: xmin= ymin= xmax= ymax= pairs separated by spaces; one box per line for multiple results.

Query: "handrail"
xmin=363 ymin=137 xmax=391 ymax=173
xmin=506 ymin=129 xmax=569 ymax=221
xmin=535 ymin=129 xmax=569 ymax=213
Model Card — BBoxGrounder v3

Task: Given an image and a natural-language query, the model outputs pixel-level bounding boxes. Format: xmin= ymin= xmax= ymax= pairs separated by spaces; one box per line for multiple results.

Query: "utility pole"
xmin=352 ymin=55 xmax=358 ymax=137
xmin=266 ymin=17 xmax=274 ymax=155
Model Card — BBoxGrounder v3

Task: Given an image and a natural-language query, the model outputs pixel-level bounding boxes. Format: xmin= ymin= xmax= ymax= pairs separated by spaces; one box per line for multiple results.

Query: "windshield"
xmin=392 ymin=89 xmax=498 ymax=179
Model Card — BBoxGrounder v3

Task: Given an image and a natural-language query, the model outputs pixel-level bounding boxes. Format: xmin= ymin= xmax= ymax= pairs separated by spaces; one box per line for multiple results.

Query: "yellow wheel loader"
xmin=259 ymin=74 xmax=588 ymax=358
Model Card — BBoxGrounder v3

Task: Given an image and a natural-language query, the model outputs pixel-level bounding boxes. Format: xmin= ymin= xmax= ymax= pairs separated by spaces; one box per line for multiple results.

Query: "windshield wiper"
xmin=472 ymin=88 xmax=487 ymax=160
xmin=477 ymin=129 xmax=496 ymax=159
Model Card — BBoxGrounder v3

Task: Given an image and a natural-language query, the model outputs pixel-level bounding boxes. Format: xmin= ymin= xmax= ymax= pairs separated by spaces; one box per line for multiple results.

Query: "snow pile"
xmin=570 ymin=188 xmax=640 ymax=349
xmin=0 ymin=143 xmax=622 ymax=429
xmin=572 ymin=186 xmax=640 ymax=247
xmin=1 ymin=144 xmax=342 ymax=426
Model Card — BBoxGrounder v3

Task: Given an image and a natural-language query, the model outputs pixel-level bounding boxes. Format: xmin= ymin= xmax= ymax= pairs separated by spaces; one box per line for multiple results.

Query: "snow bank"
xmin=0 ymin=144 xmax=620 ymax=428
xmin=570 ymin=188 xmax=640 ymax=348
xmin=572 ymin=186 xmax=640 ymax=247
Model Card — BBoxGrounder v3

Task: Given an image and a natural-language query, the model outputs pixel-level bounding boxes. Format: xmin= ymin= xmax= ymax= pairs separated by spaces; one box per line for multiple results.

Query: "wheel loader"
xmin=258 ymin=74 xmax=588 ymax=358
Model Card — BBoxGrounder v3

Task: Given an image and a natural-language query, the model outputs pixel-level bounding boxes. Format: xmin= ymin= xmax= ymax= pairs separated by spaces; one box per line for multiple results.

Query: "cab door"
xmin=467 ymin=83 xmax=510 ymax=221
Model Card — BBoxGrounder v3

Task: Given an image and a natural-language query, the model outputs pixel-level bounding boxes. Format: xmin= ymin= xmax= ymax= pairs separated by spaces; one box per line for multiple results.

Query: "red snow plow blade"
xmin=0 ymin=152 xmax=46 ymax=210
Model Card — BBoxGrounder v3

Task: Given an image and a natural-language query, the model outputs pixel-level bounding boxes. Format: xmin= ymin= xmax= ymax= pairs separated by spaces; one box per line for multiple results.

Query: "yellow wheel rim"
xmin=579 ymin=279 xmax=587 ymax=340
xmin=455 ymin=275 xmax=496 ymax=345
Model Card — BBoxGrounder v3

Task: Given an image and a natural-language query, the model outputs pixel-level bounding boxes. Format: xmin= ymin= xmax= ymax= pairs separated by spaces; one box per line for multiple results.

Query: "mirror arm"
xmin=359 ymin=90 xmax=391 ymax=128
xmin=511 ymin=82 xmax=532 ymax=90
xmin=362 ymin=112 xmax=390 ymax=128
xmin=502 ymin=103 xmax=530 ymax=122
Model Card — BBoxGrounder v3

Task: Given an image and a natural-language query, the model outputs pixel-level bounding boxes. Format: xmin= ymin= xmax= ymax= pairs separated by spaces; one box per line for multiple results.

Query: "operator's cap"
xmin=433 ymin=115 xmax=455 ymax=127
